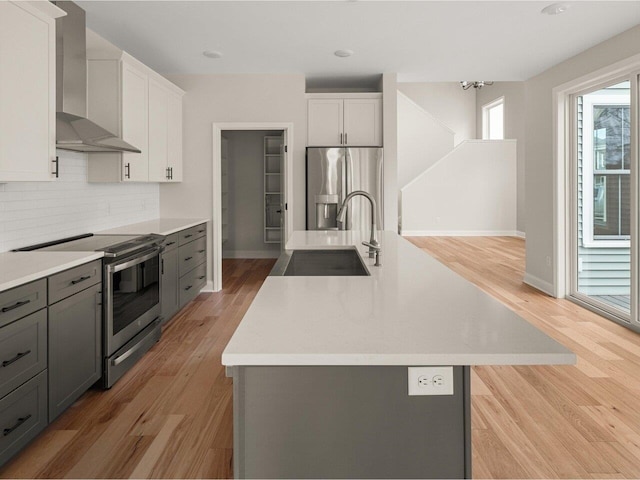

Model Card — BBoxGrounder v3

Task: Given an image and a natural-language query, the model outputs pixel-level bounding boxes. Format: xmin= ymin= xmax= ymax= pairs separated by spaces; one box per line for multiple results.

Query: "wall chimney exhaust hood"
xmin=54 ymin=1 xmax=140 ymax=153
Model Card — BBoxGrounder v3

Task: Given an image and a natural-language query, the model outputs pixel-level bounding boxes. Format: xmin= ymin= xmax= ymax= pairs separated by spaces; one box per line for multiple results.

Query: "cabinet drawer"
xmin=178 ymin=224 xmax=206 ymax=246
xmin=0 ymin=310 xmax=47 ymax=400
xmin=179 ymin=262 xmax=206 ymax=307
xmin=0 ymin=371 xmax=47 ymax=468
xmin=48 ymin=260 xmax=101 ymax=304
xmin=0 ymin=280 xmax=46 ymax=329
xmin=163 ymin=233 xmax=179 ymax=252
xmin=178 ymin=236 xmax=206 ymax=277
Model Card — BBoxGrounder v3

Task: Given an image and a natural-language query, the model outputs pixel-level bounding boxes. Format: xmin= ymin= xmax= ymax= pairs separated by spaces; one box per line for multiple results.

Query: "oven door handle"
xmin=107 ymin=247 xmax=162 ymax=274
xmin=111 ymin=339 xmax=145 ymax=366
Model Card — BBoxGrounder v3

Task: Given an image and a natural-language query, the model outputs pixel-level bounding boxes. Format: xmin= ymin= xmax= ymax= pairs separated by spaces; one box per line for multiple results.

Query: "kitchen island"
xmin=222 ymin=231 xmax=575 ymax=479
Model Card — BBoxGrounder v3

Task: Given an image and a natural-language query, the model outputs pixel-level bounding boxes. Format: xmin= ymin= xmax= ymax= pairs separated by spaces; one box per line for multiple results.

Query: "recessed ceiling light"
xmin=203 ymin=50 xmax=223 ymax=59
xmin=334 ymin=49 xmax=354 ymax=58
xmin=541 ymin=3 xmax=570 ymax=15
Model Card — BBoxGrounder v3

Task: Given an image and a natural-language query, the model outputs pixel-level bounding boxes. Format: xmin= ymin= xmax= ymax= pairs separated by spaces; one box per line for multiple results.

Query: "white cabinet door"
xmin=0 ymin=2 xmax=56 ymax=182
xmin=343 ymin=99 xmax=382 ymax=147
xmin=121 ymin=62 xmax=148 ymax=182
xmin=167 ymin=91 xmax=183 ymax=182
xmin=308 ymin=99 xmax=344 ymax=146
xmin=148 ymin=79 xmax=169 ymax=182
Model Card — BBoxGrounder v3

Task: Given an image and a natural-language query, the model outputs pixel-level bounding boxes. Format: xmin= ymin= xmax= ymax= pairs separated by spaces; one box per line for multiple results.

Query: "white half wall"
xmin=400 ymin=140 xmax=517 ymax=235
xmin=397 ymin=91 xmax=455 ymax=189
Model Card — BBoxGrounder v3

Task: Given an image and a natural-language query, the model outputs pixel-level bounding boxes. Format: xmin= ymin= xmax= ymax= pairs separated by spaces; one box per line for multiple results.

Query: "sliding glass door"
xmin=571 ymin=78 xmax=637 ymax=325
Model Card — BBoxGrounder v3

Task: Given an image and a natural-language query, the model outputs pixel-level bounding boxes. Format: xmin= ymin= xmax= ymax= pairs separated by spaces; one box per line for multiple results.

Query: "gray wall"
xmin=159 ymin=74 xmax=307 ymax=281
xmin=476 ymin=82 xmax=526 ymax=234
xmin=223 ymin=130 xmax=281 ymax=257
xmin=399 ymin=82 xmax=477 ymax=144
xmin=523 ymin=25 xmax=640 ymax=291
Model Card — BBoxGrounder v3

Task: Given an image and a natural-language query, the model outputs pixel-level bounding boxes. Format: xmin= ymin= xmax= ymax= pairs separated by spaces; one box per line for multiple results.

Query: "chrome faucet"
xmin=337 ymin=190 xmax=382 ymax=266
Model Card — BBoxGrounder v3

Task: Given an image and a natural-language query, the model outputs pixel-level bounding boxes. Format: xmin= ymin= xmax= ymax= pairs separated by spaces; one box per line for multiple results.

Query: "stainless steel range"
xmin=17 ymin=233 xmax=165 ymax=388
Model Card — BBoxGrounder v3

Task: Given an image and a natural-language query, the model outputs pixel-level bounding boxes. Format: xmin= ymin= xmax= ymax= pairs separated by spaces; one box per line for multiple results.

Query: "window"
xmin=482 ymin=97 xmax=504 ymax=140
xmin=580 ymin=83 xmax=630 ymax=247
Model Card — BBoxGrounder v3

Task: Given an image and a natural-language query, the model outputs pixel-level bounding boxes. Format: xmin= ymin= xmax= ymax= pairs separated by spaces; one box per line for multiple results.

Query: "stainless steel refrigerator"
xmin=306 ymin=147 xmax=383 ymax=232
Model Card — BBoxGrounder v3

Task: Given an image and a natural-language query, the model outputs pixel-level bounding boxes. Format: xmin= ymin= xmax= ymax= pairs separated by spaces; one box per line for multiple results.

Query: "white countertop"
xmin=97 ymin=218 xmax=209 ymax=236
xmin=222 ymin=230 xmax=575 ymax=367
xmin=0 ymin=218 xmax=208 ymax=293
xmin=0 ymin=251 xmax=104 ymax=292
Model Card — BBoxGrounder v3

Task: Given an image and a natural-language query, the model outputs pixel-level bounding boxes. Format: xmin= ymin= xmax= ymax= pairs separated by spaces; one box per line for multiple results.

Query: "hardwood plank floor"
xmin=407 ymin=236 xmax=640 ymax=479
xmin=2 ymin=239 xmax=640 ymax=479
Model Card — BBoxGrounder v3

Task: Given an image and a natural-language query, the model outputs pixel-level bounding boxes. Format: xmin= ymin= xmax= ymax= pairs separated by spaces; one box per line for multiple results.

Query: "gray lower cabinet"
xmin=161 ymin=247 xmax=179 ymax=323
xmin=0 ymin=371 xmax=47 ymax=467
xmin=48 ymin=282 xmax=102 ymax=421
xmin=161 ymin=224 xmax=207 ymax=325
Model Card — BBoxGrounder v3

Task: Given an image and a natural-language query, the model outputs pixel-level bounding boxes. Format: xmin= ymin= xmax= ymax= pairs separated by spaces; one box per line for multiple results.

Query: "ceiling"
xmin=79 ymin=1 xmax=640 ymax=85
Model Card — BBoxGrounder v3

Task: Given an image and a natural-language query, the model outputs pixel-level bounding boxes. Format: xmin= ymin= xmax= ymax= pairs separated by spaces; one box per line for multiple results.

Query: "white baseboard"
xmin=200 ymin=280 xmax=215 ymax=293
xmin=515 ymin=230 xmax=526 ymax=239
xmin=523 ymin=273 xmax=555 ymax=297
xmin=222 ymin=250 xmax=280 ymax=259
xmin=401 ymin=230 xmax=522 ymax=237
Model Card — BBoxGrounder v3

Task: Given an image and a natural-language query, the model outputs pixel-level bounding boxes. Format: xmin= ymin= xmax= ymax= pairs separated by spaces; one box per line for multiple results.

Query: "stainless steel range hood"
xmin=55 ymin=1 xmax=140 ymax=153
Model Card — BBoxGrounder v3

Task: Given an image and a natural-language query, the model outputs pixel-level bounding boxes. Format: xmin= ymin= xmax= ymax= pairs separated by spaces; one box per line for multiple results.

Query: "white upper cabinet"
xmin=307 ymin=99 xmax=344 ymax=146
xmin=0 ymin=2 xmax=64 ymax=182
xmin=307 ymin=94 xmax=382 ymax=147
xmin=148 ymin=79 xmax=183 ymax=182
xmin=87 ymin=47 xmax=184 ymax=183
xmin=121 ymin=61 xmax=149 ymax=182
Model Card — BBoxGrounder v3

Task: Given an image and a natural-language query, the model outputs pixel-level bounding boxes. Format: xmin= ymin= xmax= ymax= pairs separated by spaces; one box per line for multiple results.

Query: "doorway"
xmin=212 ymin=123 xmax=294 ymax=292
xmin=221 ymin=130 xmax=284 ymax=259
xmin=559 ymin=67 xmax=640 ymax=332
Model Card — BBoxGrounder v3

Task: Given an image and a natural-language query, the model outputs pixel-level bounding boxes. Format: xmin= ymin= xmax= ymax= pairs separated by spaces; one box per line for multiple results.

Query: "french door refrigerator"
xmin=306 ymin=147 xmax=383 ymax=232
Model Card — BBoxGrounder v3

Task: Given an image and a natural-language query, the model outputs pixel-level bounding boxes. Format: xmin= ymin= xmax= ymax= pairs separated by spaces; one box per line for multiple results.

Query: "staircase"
xmin=397 ymin=90 xmax=518 ymax=236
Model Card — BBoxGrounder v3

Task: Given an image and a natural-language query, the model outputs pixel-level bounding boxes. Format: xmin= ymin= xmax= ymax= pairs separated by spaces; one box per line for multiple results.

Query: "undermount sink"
xmin=270 ymin=249 xmax=370 ymax=276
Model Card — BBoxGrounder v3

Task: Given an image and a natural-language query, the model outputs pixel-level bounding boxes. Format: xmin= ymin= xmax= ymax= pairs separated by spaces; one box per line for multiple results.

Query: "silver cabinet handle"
xmin=340 ymin=133 xmax=343 ymax=145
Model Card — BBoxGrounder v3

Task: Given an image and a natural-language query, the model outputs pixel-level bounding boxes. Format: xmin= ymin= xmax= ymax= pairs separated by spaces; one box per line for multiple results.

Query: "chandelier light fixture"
xmin=460 ymin=81 xmax=494 ymax=90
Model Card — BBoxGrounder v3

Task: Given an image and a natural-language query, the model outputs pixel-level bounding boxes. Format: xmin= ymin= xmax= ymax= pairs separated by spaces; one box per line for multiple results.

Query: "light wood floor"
xmin=2 ymin=239 xmax=640 ymax=479
xmin=408 ymin=236 xmax=640 ymax=479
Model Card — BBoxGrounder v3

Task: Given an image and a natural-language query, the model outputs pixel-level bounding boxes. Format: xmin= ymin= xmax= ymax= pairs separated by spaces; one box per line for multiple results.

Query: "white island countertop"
xmin=222 ymin=230 xmax=575 ymax=367
xmin=97 ymin=218 xmax=209 ymax=236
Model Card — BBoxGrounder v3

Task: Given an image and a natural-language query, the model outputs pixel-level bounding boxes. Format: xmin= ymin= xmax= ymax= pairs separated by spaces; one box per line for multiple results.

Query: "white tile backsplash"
xmin=0 ymin=150 xmax=159 ymax=252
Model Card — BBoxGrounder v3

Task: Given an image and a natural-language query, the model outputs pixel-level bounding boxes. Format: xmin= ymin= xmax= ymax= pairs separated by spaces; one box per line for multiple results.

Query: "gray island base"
xmin=223 ymin=231 xmax=576 ymax=479
xmin=232 ymin=366 xmax=471 ymax=479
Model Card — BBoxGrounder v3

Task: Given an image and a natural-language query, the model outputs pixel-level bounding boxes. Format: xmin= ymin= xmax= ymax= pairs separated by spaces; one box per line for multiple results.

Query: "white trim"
xmin=401 ymin=230 xmax=522 ymax=237
xmin=482 ymin=96 xmax=505 ymax=140
xmin=515 ymin=231 xmax=526 ymax=239
xmin=222 ymin=250 xmax=280 ymax=259
xmin=200 ymin=281 xmax=214 ymax=293
xmin=523 ymin=273 xmax=555 ymax=297
xmin=212 ymin=122 xmax=294 ymax=292
xmin=581 ymin=92 xmax=630 ymax=247
xmin=306 ymin=92 xmax=382 ymax=100
xmin=553 ymin=53 xmax=640 ymax=301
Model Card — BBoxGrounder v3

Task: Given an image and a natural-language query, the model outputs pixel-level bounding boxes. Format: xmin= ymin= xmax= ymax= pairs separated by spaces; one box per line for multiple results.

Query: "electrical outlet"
xmin=408 ymin=367 xmax=454 ymax=396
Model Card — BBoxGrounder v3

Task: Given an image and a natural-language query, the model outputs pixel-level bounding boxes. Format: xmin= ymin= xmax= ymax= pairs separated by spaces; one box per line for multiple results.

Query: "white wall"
xmin=382 ymin=73 xmax=399 ymax=232
xmin=523 ymin=24 xmax=640 ymax=291
xmin=0 ymin=150 xmax=159 ymax=252
xmin=397 ymin=91 xmax=455 ymax=189
xmin=397 ymin=82 xmax=477 ymax=144
xmin=401 ymin=140 xmax=517 ymax=235
xmin=476 ymin=82 xmax=526 ymax=234
xmin=223 ymin=130 xmax=281 ymax=258
xmin=159 ymin=74 xmax=307 ymax=281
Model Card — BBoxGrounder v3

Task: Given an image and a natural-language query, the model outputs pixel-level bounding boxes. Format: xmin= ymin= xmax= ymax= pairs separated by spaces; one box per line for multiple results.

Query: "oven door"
xmin=105 ymin=247 xmax=162 ymax=357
